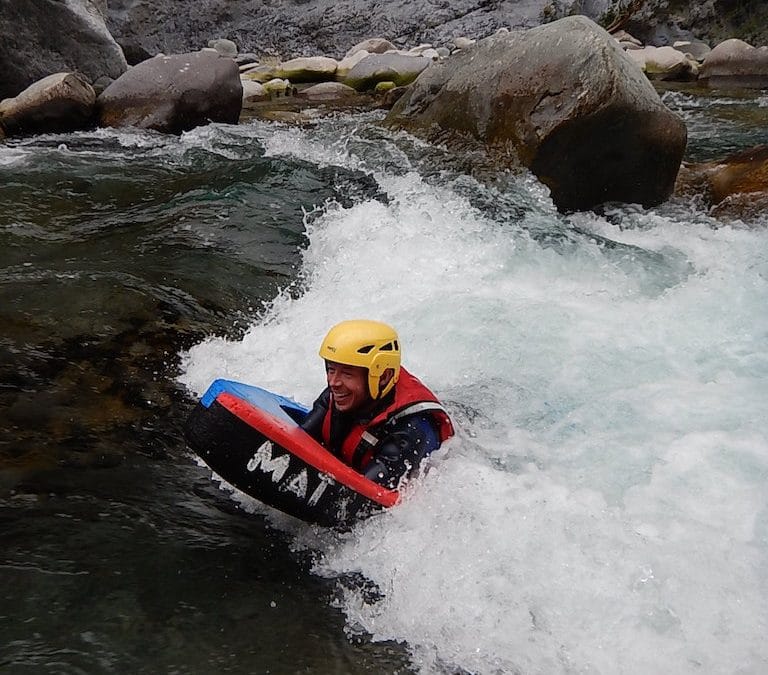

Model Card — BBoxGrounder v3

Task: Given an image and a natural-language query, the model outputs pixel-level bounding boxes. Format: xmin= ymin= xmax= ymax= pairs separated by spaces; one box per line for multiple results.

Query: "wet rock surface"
xmin=677 ymin=144 xmax=768 ymax=220
xmin=0 ymin=0 xmax=127 ymax=99
xmin=386 ymin=16 xmax=687 ymax=212
xmin=97 ymin=51 xmax=242 ymax=133
xmin=0 ymin=73 xmax=96 ymax=137
xmin=699 ymin=38 xmax=768 ymax=89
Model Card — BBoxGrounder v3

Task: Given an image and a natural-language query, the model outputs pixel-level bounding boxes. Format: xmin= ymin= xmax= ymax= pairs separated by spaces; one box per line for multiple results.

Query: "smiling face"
xmin=325 ymin=361 xmax=370 ymax=413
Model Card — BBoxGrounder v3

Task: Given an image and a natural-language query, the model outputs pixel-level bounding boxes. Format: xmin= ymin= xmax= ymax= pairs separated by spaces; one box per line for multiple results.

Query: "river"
xmin=1 ymin=88 xmax=767 ymax=674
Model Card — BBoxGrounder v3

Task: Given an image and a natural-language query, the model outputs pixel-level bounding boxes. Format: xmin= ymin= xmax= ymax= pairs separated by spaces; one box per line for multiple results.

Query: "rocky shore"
xmin=1 ymin=1 xmax=766 ymax=215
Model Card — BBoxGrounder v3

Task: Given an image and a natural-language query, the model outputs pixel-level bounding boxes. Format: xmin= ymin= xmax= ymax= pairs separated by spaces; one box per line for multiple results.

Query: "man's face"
xmin=325 ymin=361 xmax=369 ymax=413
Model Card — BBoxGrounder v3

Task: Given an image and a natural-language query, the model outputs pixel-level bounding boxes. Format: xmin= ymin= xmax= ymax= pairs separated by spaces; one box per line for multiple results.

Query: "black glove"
xmin=362 ymin=432 xmax=410 ymax=487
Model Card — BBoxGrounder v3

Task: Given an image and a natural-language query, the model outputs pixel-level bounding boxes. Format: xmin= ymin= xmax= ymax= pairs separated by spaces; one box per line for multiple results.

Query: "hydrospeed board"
xmin=183 ymin=379 xmax=399 ymax=526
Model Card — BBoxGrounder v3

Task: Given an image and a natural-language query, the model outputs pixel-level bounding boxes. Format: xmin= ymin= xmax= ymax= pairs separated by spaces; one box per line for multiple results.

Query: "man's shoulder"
xmin=386 ymin=410 xmax=440 ymax=438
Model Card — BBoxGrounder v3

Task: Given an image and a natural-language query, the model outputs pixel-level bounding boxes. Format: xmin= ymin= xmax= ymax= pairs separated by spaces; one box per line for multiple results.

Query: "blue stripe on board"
xmin=199 ymin=379 xmax=309 ymax=424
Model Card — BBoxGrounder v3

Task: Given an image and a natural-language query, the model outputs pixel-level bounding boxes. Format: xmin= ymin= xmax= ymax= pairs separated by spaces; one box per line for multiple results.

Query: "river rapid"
xmin=1 ymin=89 xmax=767 ymax=674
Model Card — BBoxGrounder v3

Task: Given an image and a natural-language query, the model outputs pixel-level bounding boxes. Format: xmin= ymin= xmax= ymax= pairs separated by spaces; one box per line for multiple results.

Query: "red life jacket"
xmin=321 ymin=367 xmax=454 ymax=469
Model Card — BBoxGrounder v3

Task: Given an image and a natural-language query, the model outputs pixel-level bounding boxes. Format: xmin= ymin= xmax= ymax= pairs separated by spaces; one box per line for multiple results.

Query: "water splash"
xmin=180 ymin=115 xmax=768 ymax=674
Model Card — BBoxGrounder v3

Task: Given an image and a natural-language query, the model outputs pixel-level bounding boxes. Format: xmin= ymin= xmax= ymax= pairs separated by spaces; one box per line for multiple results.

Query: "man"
xmin=300 ymin=320 xmax=454 ymax=488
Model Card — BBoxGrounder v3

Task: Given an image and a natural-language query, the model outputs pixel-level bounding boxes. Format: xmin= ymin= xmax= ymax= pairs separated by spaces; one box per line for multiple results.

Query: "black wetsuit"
xmin=300 ymin=388 xmax=441 ymax=489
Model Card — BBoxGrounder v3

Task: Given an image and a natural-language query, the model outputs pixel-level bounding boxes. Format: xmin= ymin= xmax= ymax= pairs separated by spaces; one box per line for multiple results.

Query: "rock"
xmin=699 ymin=39 xmax=768 ymax=89
xmin=374 ymin=81 xmax=397 ymax=93
xmin=680 ymin=145 xmax=768 ymax=202
xmin=436 ymin=47 xmax=451 ymax=58
xmin=97 ymin=50 xmax=242 ymax=133
xmin=627 ymin=46 xmax=698 ymax=80
xmin=386 ymin=16 xmax=687 ymax=212
xmin=241 ymin=80 xmax=268 ymax=107
xmin=626 ymin=0 xmax=768 ymax=56
xmin=344 ymin=53 xmax=431 ymax=91
xmin=672 ymin=39 xmax=711 ymax=62
xmin=275 ymin=56 xmax=338 ymax=82
xmin=118 ymin=40 xmax=155 ymax=66
xmin=710 ymin=192 xmax=768 ymax=222
xmin=235 ymin=53 xmax=260 ymax=67
xmin=409 ymin=44 xmax=434 ymax=56
xmin=262 ymin=78 xmax=292 ymax=97
xmin=639 ymin=22 xmax=696 ymax=49
xmin=0 ymin=0 xmax=127 ymax=99
xmin=707 ymin=146 xmax=768 ymax=202
xmin=105 ymin=1 xmax=609 ymax=66
xmin=453 ymin=37 xmax=476 ymax=49
xmin=344 ymin=38 xmax=397 ymax=58
xmin=381 ymin=85 xmax=409 ymax=109
xmin=0 ymin=72 xmax=96 ymax=137
xmin=92 ymin=76 xmax=115 ymax=96
xmin=612 ymin=30 xmax=642 ymax=47
xmin=677 ymin=145 xmax=768 ymax=222
xmin=296 ymin=81 xmax=358 ymax=101
xmin=241 ymin=64 xmax=279 ymax=82
xmin=208 ymin=38 xmax=238 ymax=58
xmin=336 ymin=50 xmax=371 ymax=79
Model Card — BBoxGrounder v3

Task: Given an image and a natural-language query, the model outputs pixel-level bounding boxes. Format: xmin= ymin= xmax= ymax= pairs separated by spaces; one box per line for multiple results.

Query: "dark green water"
xmin=0 ymin=126 xmax=406 ymax=673
xmin=2 ymin=460 xmax=407 ymax=673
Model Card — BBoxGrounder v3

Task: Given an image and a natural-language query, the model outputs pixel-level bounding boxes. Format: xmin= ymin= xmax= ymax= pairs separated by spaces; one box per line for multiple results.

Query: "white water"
xmin=180 ymin=117 xmax=768 ymax=674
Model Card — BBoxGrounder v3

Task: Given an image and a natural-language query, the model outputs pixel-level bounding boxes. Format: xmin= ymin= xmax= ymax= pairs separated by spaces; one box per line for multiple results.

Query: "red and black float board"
xmin=183 ymin=380 xmax=399 ymax=526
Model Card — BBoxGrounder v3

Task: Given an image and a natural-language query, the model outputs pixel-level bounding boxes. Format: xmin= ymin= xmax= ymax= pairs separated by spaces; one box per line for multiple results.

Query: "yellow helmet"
xmin=319 ymin=320 xmax=401 ymax=399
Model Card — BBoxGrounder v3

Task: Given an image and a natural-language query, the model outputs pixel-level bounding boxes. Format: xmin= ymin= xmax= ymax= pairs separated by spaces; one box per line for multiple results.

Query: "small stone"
xmin=263 ymin=78 xmax=291 ymax=96
xmin=336 ymin=50 xmax=370 ymax=79
xmin=208 ymin=38 xmax=238 ymax=58
xmin=241 ymin=80 xmax=268 ymax=107
xmin=297 ymin=81 xmax=357 ymax=101
xmin=453 ymin=37 xmax=476 ymax=50
xmin=344 ymin=38 xmax=396 ymax=59
xmin=374 ymin=80 xmax=396 ymax=92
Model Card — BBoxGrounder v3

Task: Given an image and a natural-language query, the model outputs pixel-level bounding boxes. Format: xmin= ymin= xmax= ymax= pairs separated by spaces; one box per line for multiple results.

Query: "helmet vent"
xmin=380 ymin=342 xmax=394 ymax=351
xmin=357 ymin=344 xmax=375 ymax=354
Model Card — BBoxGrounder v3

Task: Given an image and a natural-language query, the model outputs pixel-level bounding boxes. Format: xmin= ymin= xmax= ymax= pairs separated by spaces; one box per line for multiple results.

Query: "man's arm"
xmin=362 ymin=413 xmax=441 ymax=488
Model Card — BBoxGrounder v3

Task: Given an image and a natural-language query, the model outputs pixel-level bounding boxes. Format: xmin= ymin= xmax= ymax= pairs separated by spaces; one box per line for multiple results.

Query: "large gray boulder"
xmin=386 ymin=16 xmax=687 ymax=211
xmin=0 ymin=72 xmax=96 ymax=136
xmin=97 ymin=50 xmax=242 ymax=133
xmin=699 ymin=39 xmax=768 ymax=89
xmin=0 ymin=0 xmax=127 ymax=100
